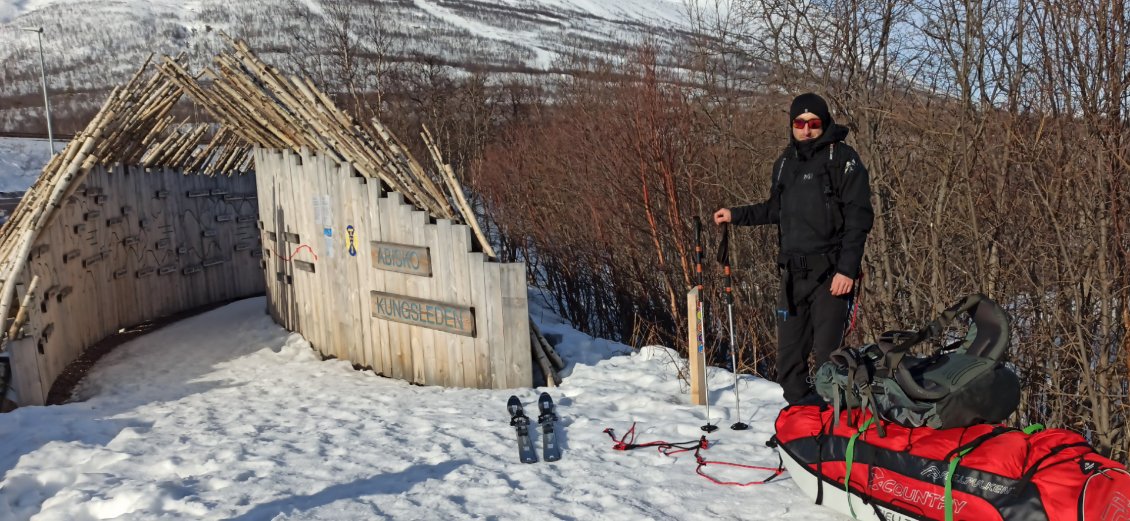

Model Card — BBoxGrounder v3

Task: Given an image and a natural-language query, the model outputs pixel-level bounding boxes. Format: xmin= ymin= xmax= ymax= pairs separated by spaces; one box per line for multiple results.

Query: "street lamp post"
xmin=21 ymin=26 xmax=54 ymax=156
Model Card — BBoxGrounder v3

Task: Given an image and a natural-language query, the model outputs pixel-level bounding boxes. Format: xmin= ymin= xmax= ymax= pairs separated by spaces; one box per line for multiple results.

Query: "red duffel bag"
xmin=771 ymin=404 xmax=1130 ymax=521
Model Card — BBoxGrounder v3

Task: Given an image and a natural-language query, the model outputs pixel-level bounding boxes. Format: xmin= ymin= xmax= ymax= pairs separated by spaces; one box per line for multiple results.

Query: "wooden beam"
xmin=688 ymin=287 xmax=707 ymax=406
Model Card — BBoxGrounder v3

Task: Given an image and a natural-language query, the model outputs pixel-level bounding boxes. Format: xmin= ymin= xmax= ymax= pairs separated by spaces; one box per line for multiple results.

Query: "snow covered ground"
xmin=0 ymin=294 xmax=843 ymax=520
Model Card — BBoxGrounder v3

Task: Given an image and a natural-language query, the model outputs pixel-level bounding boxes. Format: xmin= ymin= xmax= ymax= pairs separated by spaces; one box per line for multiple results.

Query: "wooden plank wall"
xmin=6 ymin=165 xmax=265 ymax=406
xmin=254 ymin=148 xmax=532 ymax=389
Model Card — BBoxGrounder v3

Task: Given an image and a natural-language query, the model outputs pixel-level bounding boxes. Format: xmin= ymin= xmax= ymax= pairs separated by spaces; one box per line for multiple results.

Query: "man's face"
xmin=791 ymin=112 xmax=824 ymax=142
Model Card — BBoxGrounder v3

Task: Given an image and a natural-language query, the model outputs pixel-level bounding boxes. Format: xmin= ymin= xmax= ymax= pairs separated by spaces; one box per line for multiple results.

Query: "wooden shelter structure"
xmin=0 ymin=38 xmax=561 ymax=407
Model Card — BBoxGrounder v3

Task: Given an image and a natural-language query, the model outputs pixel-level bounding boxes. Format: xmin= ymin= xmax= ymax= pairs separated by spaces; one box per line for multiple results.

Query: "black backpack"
xmin=814 ymin=294 xmax=1022 ymax=434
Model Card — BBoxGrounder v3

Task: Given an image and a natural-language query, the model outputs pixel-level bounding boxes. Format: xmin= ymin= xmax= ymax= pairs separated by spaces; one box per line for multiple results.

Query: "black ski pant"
xmin=775 ymin=262 xmax=851 ymax=405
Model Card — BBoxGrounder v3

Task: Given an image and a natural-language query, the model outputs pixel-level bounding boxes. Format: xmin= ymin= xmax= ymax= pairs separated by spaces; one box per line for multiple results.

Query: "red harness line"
xmin=272 ymin=244 xmax=318 ymax=262
xmin=605 ymin=422 xmax=786 ymax=486
xmin=605 ymin=422 xmax=705 ymax=455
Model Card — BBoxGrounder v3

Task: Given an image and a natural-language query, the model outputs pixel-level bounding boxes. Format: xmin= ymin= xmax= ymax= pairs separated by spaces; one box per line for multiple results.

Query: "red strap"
xmin=605 ymin=423 xmax=787 ymax=486
xmin=604 ymin=423 xmax=703 ymax=452
xmin=694 ymin=444 xmax=786 ymax=486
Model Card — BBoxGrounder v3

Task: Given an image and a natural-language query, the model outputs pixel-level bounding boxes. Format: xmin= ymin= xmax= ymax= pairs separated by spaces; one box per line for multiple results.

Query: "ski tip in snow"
xmin=507 ymin=395 xmax=539 ymax=464
xmin=536 ymin=392 xmax=562 ymax=462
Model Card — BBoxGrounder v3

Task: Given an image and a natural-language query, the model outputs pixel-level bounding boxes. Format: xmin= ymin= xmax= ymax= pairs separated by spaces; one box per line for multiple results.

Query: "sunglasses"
xmin=792 ymin=118 xmax=823 ymax=130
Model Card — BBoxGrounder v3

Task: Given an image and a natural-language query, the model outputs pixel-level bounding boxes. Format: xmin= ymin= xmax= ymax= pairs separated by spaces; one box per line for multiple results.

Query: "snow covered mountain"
xmin=0 ymin=0 xmax=697 ymax=131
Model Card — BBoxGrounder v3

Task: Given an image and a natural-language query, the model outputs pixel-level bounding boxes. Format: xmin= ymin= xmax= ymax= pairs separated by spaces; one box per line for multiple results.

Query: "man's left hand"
xmin=830 ymin=273 xmax=854 ymax=296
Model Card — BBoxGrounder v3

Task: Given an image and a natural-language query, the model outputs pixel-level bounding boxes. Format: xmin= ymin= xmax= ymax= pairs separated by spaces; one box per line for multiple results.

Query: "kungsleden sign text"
xmin=371 ymin=241 xmax=432 ymax=276
xmin=370 ymin=291 xmax=476 ymax=337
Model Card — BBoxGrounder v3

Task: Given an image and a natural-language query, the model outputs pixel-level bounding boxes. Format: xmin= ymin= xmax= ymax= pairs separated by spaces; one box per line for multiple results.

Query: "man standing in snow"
xmin=713 ymin=93 xmax=873 ymax=406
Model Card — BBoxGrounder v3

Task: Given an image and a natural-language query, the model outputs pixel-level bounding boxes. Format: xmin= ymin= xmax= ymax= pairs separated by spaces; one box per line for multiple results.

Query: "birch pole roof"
xmin=0 ymin=36 xmax=496 ymax=350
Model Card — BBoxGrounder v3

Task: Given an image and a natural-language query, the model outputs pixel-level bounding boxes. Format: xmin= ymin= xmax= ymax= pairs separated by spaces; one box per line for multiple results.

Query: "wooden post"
xmin=529 ymin=319 xmax=565 ymax=371
xmin=687 ymin=287 xmax=707 ymax=406
xmin=530 ymin=328 xmax=558 ymax=387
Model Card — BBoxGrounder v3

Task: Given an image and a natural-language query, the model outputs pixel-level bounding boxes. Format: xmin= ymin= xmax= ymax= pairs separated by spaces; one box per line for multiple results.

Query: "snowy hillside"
xmin=0 ymin=0 xmax=695 ymax=126
xmin=0 ymin=136 xmax=53 ymax=193
xmin=0 ymin=295 xmax=840 ymax=520
xmin=0 ymin=136 xmax=59 ymax=225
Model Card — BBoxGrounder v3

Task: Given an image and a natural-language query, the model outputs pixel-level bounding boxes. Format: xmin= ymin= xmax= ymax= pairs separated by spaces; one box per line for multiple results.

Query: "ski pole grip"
xmin=716 ymin=222 xmax=730 ymax=265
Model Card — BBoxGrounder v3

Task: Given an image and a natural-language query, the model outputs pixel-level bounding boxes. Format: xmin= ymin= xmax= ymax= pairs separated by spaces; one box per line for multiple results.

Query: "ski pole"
xmin=695 ymin=217 xmax=717 ymax=433
xmin=718 ymin=223 xmax=748 ymax=430
xmin=840 ymin=271 xmax=864 ymax=348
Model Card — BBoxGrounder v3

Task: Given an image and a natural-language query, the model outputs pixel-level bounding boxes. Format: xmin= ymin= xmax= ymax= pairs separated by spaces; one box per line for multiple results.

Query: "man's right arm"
xmin=729 ymin=158 xmax=781 ymax=226
xmin=729 ymin=195 xmax=778 ymax=226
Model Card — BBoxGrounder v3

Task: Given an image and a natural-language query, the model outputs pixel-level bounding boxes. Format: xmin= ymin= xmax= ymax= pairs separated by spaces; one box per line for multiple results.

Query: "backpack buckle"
xmin=778 ymin=254 xmax=810 ymax=273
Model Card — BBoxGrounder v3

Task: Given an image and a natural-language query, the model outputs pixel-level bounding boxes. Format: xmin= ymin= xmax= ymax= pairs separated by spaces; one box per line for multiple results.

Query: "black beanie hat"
xmin=789 ymin=93 xmax=833 ymax=126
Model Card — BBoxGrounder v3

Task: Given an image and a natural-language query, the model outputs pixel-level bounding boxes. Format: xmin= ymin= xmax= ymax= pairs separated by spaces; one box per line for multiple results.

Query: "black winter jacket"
xmin=730 ymin=123 xmax=874 ymax=279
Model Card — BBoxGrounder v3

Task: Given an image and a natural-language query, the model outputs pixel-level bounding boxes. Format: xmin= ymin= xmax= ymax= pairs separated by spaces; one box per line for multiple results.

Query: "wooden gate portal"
xmin=0 ymin=36 xmax=551 ymax=407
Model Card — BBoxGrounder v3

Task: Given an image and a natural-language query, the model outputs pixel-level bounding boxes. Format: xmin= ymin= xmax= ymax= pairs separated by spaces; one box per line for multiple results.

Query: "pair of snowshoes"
xmin=507 ymin=392 xmax=562 ymax=463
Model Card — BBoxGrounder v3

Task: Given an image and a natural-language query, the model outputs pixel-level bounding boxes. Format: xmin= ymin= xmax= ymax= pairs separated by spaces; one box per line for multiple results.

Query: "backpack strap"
xmin=814 ymin=412 xmax=836 ymax=505
xmin=820 ymin=142 xmax=852 ymax=203
xmin=779 ymin=142 xmax=849 ymax=203
xmin=883 ymin=295 xmax=994 ymax=402
xmin=772 ymin=155 xmax=788 ymax=193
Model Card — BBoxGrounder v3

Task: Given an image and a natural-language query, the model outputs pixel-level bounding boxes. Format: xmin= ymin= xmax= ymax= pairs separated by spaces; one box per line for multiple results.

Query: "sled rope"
xmin=693 ymin=443 xmax=786 ymax=487
xmin=604 ymin=422 xmax=705 ymax=455
xmin=605 ymin=422 xmax=786 ymax=487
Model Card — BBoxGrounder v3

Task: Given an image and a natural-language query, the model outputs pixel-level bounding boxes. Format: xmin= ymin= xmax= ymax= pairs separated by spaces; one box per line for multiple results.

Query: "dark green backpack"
xmin=815 ymin=294 xmax=1021 ymax=434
